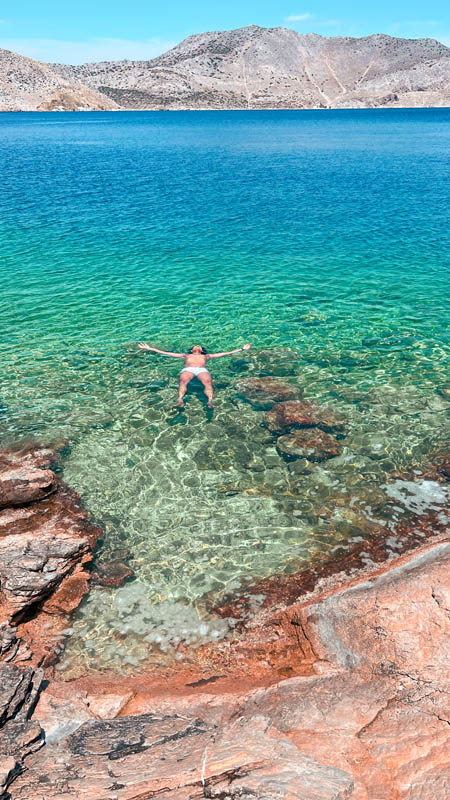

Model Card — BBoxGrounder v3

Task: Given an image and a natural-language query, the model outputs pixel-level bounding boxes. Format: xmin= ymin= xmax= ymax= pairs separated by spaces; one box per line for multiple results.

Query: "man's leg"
xmin=198 ymin=372 xmax=214 ymax=408
xmin=175 ymin=372 xmax=193 ymax=407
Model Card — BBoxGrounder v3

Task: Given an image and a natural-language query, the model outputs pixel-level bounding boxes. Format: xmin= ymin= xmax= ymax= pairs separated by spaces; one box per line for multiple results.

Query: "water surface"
xmin=1 ymin=109 xmax=449 ymax=673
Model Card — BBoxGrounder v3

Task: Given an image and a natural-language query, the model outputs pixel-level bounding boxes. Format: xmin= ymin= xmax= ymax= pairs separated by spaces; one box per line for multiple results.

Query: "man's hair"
xmin=188 ymin=346 xmax=208 ymax=354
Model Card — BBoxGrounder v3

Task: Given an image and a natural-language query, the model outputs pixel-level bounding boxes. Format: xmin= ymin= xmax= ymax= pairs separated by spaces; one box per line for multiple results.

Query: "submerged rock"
xmin=264 ymin=400 xmax=347 ymax=434
xmin=277 ymin=429 xmax=341 ymax=462
xmin=287 ymin=458 xmax=314 ymax=475
xmin=91 ymin=559 xmax=135 ymax=588
xmin=252 ymin=348 xmax=301 ymax=376
xmin=231 ymin=348 xmax=301 ymax=376
xmin=236 ymin=376 xmax=303 ymax=409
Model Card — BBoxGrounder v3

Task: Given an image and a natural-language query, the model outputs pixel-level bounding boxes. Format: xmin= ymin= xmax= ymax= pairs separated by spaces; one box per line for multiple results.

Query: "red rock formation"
xmin=11 ymin=537 xmax=450 ymax=800
xmin=0 ymin=443 xmax=101 ymax=668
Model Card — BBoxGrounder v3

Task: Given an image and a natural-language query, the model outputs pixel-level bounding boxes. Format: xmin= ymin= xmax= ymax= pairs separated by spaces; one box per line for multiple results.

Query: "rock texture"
xmin=0 ymin=664 xmax=44 ymax=798
xmin=0 ymin=48 xmax=118 ymax=111
xmin=0 ymin=439 xmax=448 ymax=799
xmin=0 ymin=443 xmax=100 ymax=797
xmin=3 ymin=26 xmax=450 ymax=111
xmin=50 ymin=26 xmax=450 ymax=110
xmin=277 ymin=428 xmax=341 ymax=461
xmin=10 ymin=538 xmax=450 ymax=800
xmin=0 ymin=443 xmax=100 ymax=667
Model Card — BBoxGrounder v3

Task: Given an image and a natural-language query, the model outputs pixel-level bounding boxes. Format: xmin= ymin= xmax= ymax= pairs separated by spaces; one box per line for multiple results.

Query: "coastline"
xmin=2 ymin=104 xmax=450 ymax=112
xmin=1 ymin=440 xmax=449 ymax=798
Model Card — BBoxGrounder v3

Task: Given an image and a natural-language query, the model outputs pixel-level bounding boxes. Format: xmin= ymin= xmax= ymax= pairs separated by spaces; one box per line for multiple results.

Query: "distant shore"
xmin=3 ymin=104 xmax=450 ymax=113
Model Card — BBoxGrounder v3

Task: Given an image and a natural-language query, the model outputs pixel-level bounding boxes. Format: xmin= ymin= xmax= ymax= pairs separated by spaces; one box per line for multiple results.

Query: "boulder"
xmin=10 ymin=711 xmax=353 ymax=800
xmin=10 ymin=540 xmax=450 ymax=800
xmin=0 ymin=531 xmax=89 ymax=614
xmin=236 ymin=376 xmax=303 ymax=410
xmin=0 ymin=463 xmax=55 ymax=509
xmin=264 ymin=401 xmax=347 ymax=433
xmin=277 ymin=429 xmax=341 ymax=462
xmin=0 ymin=444 xmax=100 ymax=668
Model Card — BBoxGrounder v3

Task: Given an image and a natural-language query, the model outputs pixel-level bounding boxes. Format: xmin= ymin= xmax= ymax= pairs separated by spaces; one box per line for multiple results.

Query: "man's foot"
xmin=207 ymin=401 xmax=215 ymax=409
xmin=174 ymin=399 xmax=184 ymax=408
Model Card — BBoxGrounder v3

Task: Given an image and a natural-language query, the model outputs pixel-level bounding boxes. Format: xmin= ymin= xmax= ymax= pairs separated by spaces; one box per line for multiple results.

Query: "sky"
xmin=0 ymin=1 xmax=449 ymax=64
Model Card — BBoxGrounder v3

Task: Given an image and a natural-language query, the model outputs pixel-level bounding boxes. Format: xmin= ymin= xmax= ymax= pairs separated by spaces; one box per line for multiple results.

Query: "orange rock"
xmin=0 ymin=444 xmax=100 ymax=667
xmin=11 ymin=539 xmax=450 ymax=799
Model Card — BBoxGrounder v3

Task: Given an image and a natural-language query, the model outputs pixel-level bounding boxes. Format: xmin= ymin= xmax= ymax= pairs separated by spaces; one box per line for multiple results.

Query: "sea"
xmin=1 ymin=108 xmax=449 ymax=674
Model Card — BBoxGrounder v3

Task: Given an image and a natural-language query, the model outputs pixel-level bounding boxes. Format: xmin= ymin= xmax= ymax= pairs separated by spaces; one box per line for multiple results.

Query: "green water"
xmin=1 ymin=109 xmax=449 ymax=673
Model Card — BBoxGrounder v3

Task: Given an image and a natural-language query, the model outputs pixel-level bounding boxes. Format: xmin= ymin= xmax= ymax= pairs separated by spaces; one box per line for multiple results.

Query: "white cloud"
xmin=284 ymin=14 xmax=313 ymax=23
xmin=0 ymin=37 xmax=176 ymax=64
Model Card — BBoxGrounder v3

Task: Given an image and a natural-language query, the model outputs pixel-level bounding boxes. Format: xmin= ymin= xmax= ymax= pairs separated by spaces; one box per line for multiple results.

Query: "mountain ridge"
xmin=3 ymin=25 xmax=450 ymax=111
xmin=0 ymin=47 xmax=119 ymax=111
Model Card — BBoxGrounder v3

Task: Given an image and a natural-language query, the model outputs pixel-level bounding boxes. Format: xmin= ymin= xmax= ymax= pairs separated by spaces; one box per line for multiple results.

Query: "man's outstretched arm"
xmin=138 ymin=342 xmax=184 ymax=358
xmin=207 ymin=343 xmax=252 ymax=359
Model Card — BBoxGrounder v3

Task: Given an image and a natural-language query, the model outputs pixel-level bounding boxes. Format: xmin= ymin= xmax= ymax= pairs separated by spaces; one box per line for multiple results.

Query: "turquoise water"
xmin=1 ymin=109 xmax=449 ymax=673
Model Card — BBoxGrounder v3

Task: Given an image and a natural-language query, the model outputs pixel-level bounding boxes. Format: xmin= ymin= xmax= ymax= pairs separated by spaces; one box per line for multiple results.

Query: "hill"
xmin=3 ymin=26 xmax=450 ymax=111
xmin=0 ymin=47 xmax=118 ymax=111
xmin=51 ymin=26 xmax=450 ymax=110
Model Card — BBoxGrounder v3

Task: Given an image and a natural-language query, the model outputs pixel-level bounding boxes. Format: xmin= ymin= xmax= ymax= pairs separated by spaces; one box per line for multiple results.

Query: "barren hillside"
xmin=52 ymin=26 xmax=450 ymax=110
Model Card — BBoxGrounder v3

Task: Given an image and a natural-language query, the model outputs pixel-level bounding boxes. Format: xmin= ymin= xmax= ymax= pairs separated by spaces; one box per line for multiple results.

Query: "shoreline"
xmin=1 ymin=439 xmax=448 ymax=797
xmin=2 ymin=105 xmax=450 ymax=113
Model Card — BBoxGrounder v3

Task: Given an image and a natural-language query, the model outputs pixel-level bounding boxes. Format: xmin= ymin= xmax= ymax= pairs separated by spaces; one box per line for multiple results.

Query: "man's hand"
xmin=242 ymin=343 xmax=252 ymax=350
xmin=138 ymin=342 xmax=152 ymax=351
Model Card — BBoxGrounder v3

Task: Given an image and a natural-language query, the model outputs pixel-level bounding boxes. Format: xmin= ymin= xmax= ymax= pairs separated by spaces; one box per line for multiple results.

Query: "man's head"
xmin=188 ymin=345 xmax=207 ymax=354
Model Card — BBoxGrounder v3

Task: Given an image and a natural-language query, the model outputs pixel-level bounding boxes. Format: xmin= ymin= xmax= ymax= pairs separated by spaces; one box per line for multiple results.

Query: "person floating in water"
xmin=138 ymin=342 xmax=252 ymax=408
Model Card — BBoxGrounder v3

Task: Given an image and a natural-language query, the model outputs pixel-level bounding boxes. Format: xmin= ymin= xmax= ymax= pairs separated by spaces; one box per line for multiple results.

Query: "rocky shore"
xmin=0 ymin=442 xmax=101 ymax=796
xmin=0 ymin=436 xmax=449 ymax=798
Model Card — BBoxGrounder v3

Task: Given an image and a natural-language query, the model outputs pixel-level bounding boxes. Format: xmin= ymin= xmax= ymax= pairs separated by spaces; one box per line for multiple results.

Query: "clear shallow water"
xmin=1 ymin=109 xmax=449 ymax=674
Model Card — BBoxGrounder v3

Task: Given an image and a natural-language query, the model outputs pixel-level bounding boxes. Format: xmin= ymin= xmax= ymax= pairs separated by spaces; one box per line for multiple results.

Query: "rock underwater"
xmin=277 ymin=428 xmax=341 ymax=461
xmin=264 ymin=400 xmax=348 ymax=434
xmin=236 ymin=376 xmax=303 ymax=409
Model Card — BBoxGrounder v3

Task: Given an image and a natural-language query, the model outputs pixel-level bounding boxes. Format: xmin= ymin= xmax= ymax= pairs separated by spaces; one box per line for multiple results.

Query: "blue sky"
xmin=1 ymin=1 xmax=449 ymax=64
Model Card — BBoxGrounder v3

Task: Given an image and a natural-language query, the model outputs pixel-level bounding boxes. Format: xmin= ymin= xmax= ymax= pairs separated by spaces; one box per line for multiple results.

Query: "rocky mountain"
xmin=51 ymin=25 xmax=450 ymax=110
xmin=2 ymin=26 xmax=450 ymax=111
xmin=0 ymin=48 xmax=118 ymax=111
